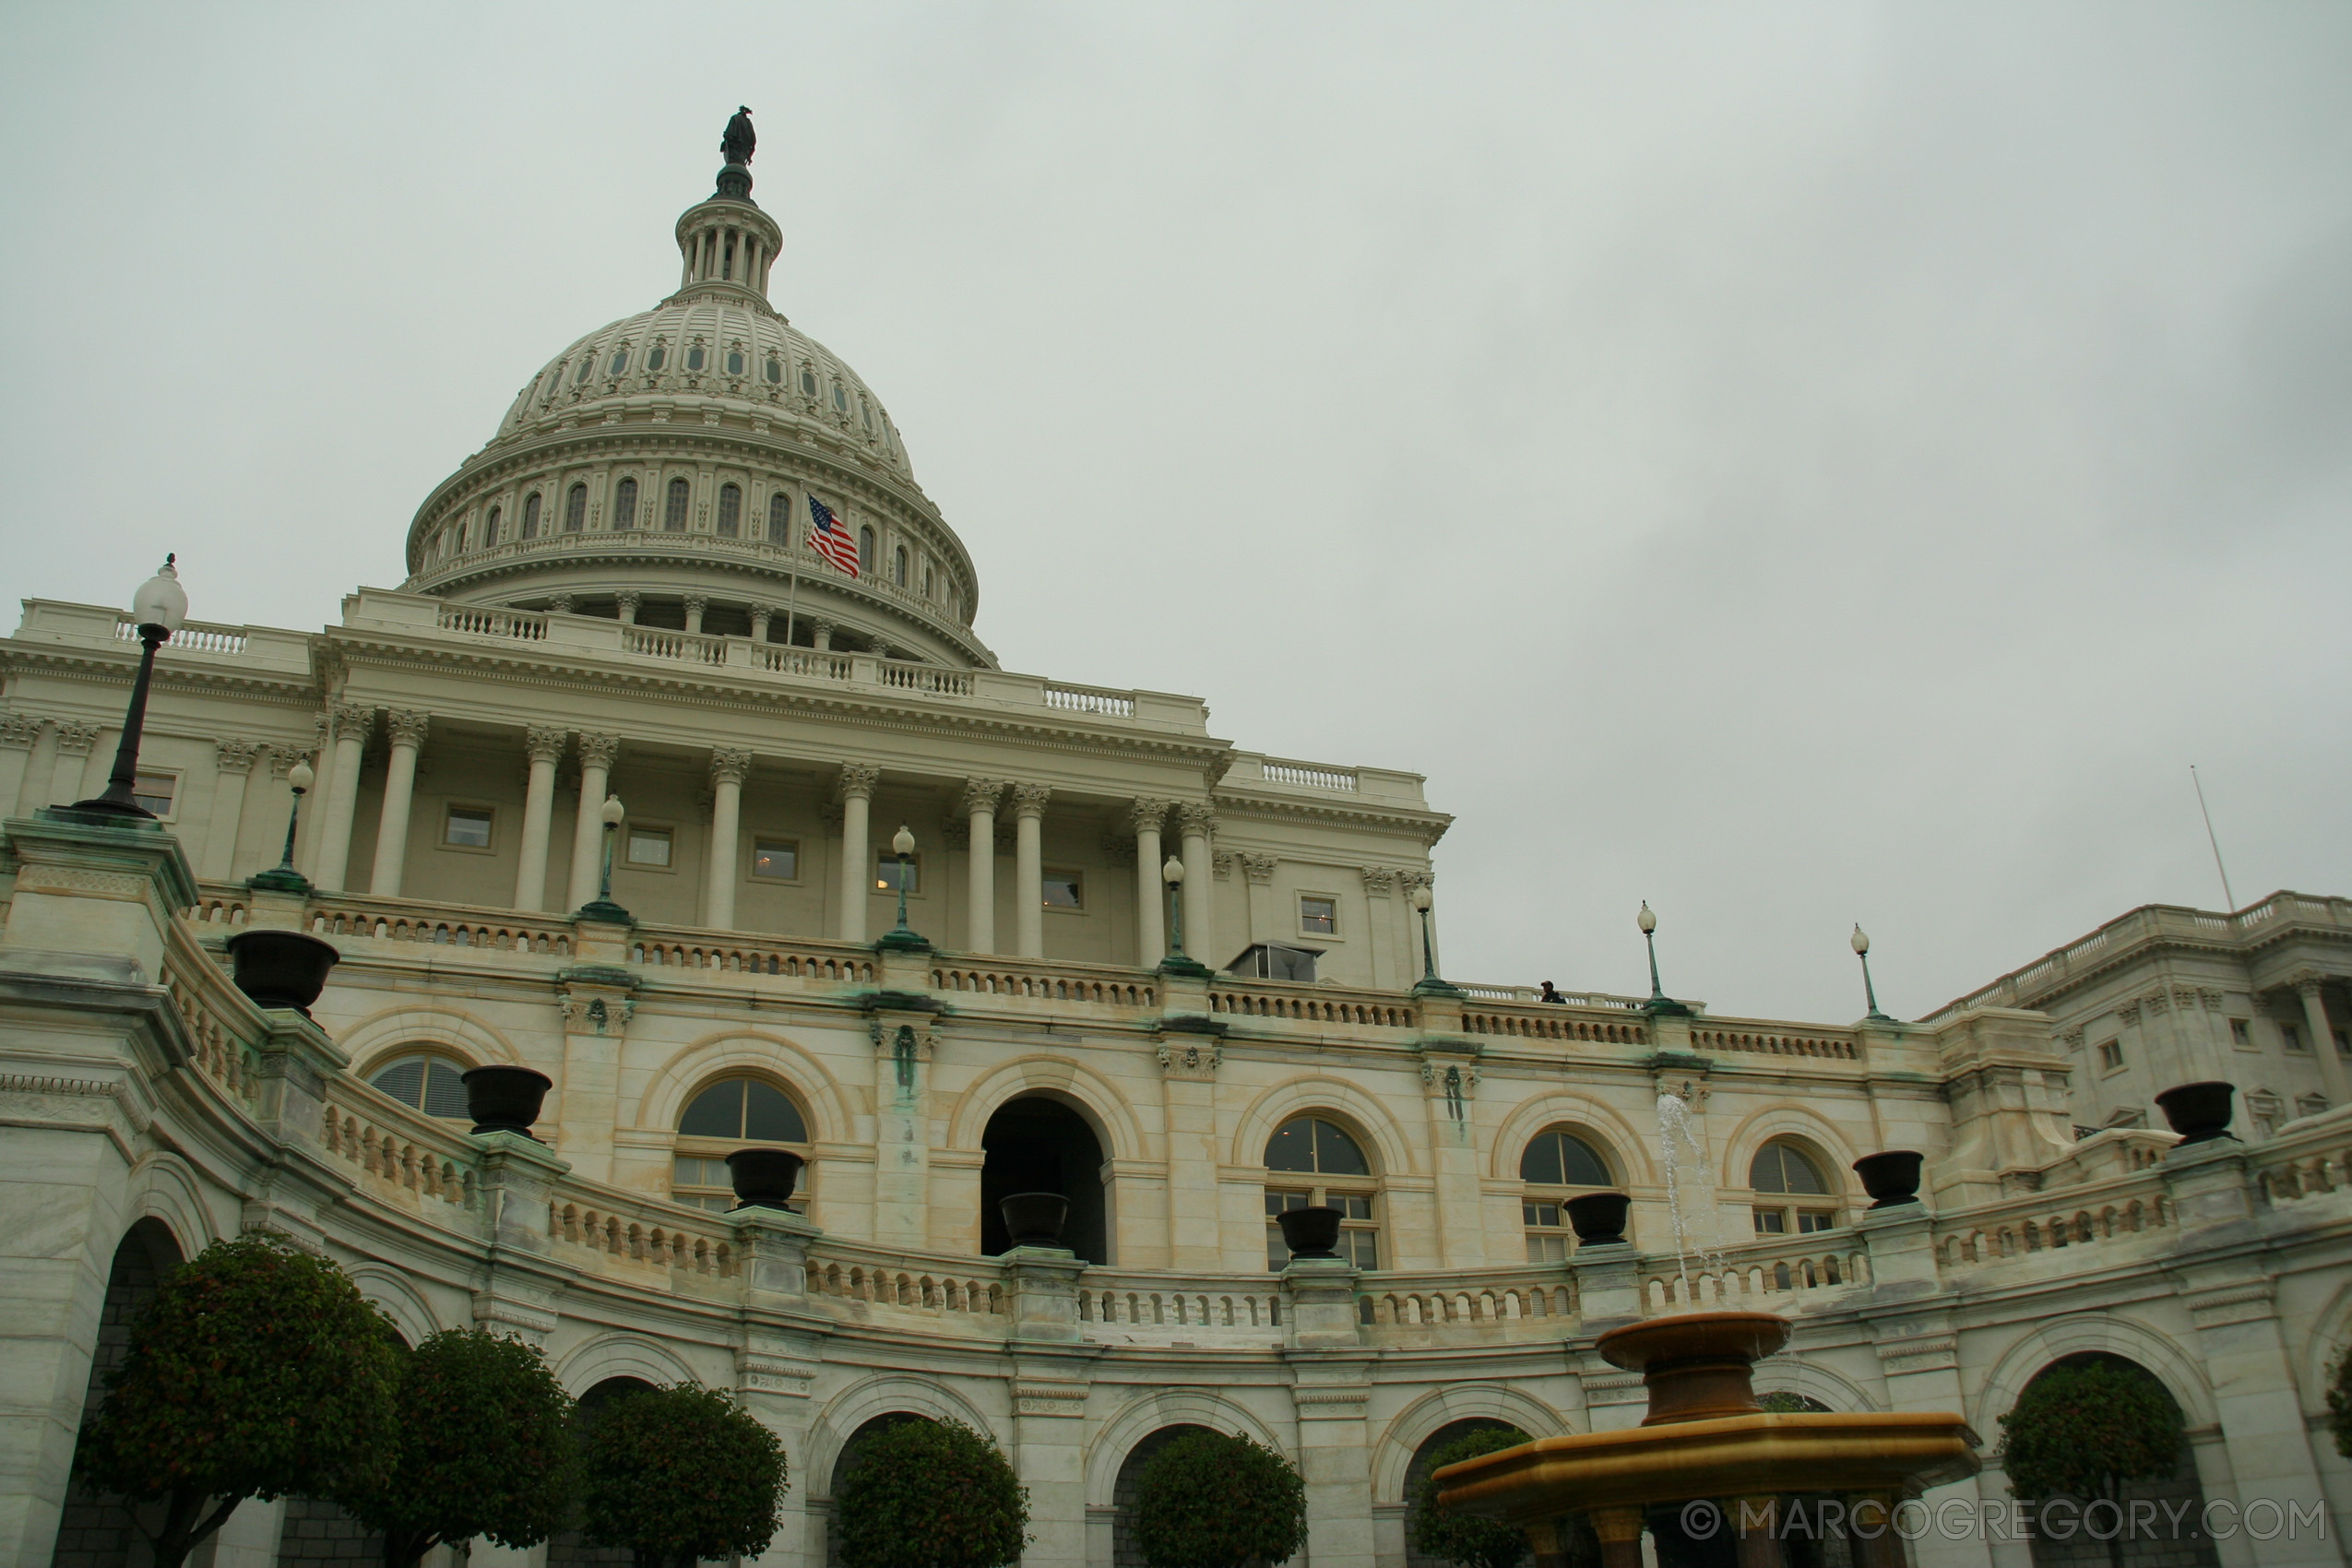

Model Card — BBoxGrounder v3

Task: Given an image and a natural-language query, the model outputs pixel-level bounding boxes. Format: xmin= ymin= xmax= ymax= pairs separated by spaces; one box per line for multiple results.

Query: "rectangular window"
xmin=1796 ymin=1210 xmax=1837 ymax=1234
xmin=751 ymin=839 xmax=799 ymax=880
xmin=1752 ymin=1207 xmax=1788 ymax=1235
xmin=2097 ymin=1039 xmax=2124 ymax=1072
xmin=445 ymin=806 xmax=493 ymax=849
xmin=2281 ymin=1022 xmax=2307 ymax=1052
xmin=132 ymin=772 xmax=176 ymax=817
xmin=875 ymin=850 xmax=920 ymax=893
xmin=1341 ymin=1226 xmax=1379 ymax=1270
xmin=1041 ymin=870 xmax=1083 ymax=909
xmin=1264 ymin=1189 xmax=1312 ymax=1271
xmin=1523 ymin=1200 xmax=1569 ymax=1263
xmin=628 ymin=826 xmax=673 ymax=867
xmin=1299 ymin=896 xmax=1337 ymax=935
xmin=2230 ymin=1018 xmax=2254 ymax=1048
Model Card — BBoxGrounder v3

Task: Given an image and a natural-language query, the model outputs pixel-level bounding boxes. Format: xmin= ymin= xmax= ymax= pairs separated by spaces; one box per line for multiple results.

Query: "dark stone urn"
xmin=1563 ymin=1192 xmax=1633 ymax=1245
xmin=1000 ymin=1191 xmax=1071 ymax=1248
xmin=2156 ymin=1081 xmax=2237 ymax=1145
xmin=460 ymin=1065 xmax=552 ymax=1140
xmin=1853 ymin=1150 xmax=1925 ymax=1208
xmin=726 ymin=1148 xmax=805 ymax=1209
xmin=1275 ymin=1205 xmax=1344 ymax=1261
xmin=222 ymin=930 xmax=340 ymax=1017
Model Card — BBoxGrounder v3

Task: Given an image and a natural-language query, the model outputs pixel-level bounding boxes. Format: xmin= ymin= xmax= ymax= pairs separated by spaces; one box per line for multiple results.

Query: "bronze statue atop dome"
xmin=722 ymin=106 xmax=755 ymax=167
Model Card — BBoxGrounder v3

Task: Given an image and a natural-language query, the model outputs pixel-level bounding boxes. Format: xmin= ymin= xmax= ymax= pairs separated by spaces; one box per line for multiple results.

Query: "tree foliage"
xmin=2000 ymin=1359 xmax=2184 ymax=1503
xmin=579 ymin=1383 xmax=787 ymax=1568
xmin=834 ymin=1417 xmax=1029 ymax=1568
xmin=1407 ymin=1427 xmax=1531 ymax=1568
xmin=1133 ymin=1429 xmax=1308 ymax=1568
xmin=338 ymin=1327 xmax=578 ymax=1568
xmin=72 ymin=1231 xmax=402 ymax=1568
xmin=2327 ymin=1346 xmax=2352 ymax=1460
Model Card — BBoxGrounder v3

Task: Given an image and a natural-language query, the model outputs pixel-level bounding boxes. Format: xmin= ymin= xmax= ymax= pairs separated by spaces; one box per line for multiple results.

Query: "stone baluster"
xmin=513 ymin=726 xmax=568 ymax=911
xmin=1178 ymin=802 xmax=1217 ymax=967
xmin=1009 ymin=783 xmax=1051 ymax=959
xmin=962 ymin=778 xmax=1003 ymax=954
xmin=311 ymin=703 xmax=374 ymax=893
xmin=836 ymin=763 xmax=880 ymax=943
xmin=1131 ymin=798 xmax=1170 ymax=966
xmin=705 ymin=748 xmax=752 ymax=929
xmin=202 ymin=740 xmax=264 ymax=881
xmin=683 ymin=594 xmax=707 ymax=635
xmin=367 ymin=710 xmax=429 ymax=897
xmin=566 ymin=733 xmax=621 ymax=913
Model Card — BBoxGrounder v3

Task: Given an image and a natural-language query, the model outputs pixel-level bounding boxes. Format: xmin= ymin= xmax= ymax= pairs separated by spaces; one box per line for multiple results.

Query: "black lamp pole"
xmin=73 ymin=556 xmax=186 ymax=820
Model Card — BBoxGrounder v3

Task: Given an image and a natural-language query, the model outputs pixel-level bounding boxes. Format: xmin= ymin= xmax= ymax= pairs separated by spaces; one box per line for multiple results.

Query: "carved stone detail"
xmin=961 ymin=778 xmax=1004 ymax=816
xmin=1128 ymin=797 xmax=1171 ymax=837
xmin=0 ymin=714 xmax=42 ymax=749
xmin=268 ymin=749 xmax=303 ymax=779
xmin=1157 ymin=1040 xmax=1220 ymax=1079
xmin=2116 ymin=1000 xmax=2142 ymax=1027
xmin=215 ymin=739 xmax=265 ymax=774
xmin=1176 ymin=801 xmax=1218 ymax=838
xmin=329 ymin=704 xmax=375 ymax=743
xmin=1213 ymin=851 xmax=1236 ymax=881
xmin=2143 ymin=989 xmax=2169 ymax=1016
xmin=1360 ymin=866 xmax=1396 ymax=896
xmin=709 ymin=748 xmax=753 ymax=787
xmin=835 ymin=763 xmax=881 ymax=802
xmin=1007 ymin=782 xmax=1051 ymax=821
xmin=53 ymin=720 xmax=100 ymax=755
xmin=523 ymin=726 xmax=568 ymax=765
xmin=576 ymin=732 xmax=622 ymax=769
xmin=1240 ymin=853 xmax=1278 ymax=885
xmin=385 ymin=709 xmax=431 ymax=749
xmin=559 ymin=993 xmax=635 ymax=1033
xmin=2199 ymin=987 xmax=2227 ymax=1009
xmin=1396 ymin=870 xmax=1433 ymax=894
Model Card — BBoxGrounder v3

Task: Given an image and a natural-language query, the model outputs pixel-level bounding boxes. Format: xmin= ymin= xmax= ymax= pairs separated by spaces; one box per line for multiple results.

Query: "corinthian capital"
xmin=215 ymin=739 xmax=265 ymax=774
xmin=1129 ymin=797 xmax=1170 ymax=837
xmin=0 ymin=714 xmax=42 ymax=749
xmin=385 ymin=709 xmax=431 ymax=749
xmin=1240 ymin=852 xmax=1278 ymax=885
xmin=331 ymin=702 xmax=375 ymax=741
xmin=1360 ymin=865 xmax=1396 ymax=896
xmin=961 ymin=778 xmax=1004 ymax=817
xmin=709 ymin=747 xmax=753 ymax=787
xmin=836 ymin=762 xmax=881 ymax=802
xmin=523 ymin=725 xmax=569 ymax=765
xmin=1176 ymin=801 xmax=1218 ymax=838
xmin=576 ymin=732 xmax=622 ymax=769
xmin=1007 ymin=782 xmax=1051 ymax=821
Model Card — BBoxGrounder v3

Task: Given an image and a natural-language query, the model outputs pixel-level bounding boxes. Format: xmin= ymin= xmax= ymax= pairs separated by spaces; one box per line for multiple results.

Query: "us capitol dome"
xmin=401 ymin=135 xmax=990 ymax=670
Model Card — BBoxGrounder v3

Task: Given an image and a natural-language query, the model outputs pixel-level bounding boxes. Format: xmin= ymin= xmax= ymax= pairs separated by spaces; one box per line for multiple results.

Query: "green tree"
xmin=71 ymin=1231 xmax=402 ymax=1568
xmin=339 ymin=1327 xmax=578 ymax=1568
xmin=1407 ymin=1427 xmax=1531 ymax=1568
xmin=2000 ymin=1359 xmax=2185 ymax=1568
xmin=1133 ymin=1429 xmax=1307 ymax=1568
xmin=579 ymin=1383 xmax=787 ymax=1568
xmin=2328 ymin=1346 xmax=2352 ymax=1460
xmin=834 ymin=1417 xmax=1029 ymax=1568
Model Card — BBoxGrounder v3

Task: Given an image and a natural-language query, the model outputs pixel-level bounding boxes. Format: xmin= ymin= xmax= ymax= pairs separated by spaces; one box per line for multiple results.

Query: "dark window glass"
xmin=1314 ymin=1119 xmax=1371 ymax=1176
xmin=801 ymin=366 xmax=817 ymax=395
xmin=564 ymin=483 xmax=587 ymax=532
xmin=679 ymin=1077 xmax=807 ymax=1142
xmin=893 ymin=546 xmax=908 ymax=586
xmin=753 ymin=840 xmax=798 ymax=879
xmin=132 ymin=774 xmax=175 ymax=815
xmin=833 ymin=383 xmax=849 ymax=411
xmin=1041 ymin=871 xmax=1081 ymax=909
xmin=575 ymin=357 xmax=593 ymax=385
xmin=874 ymin=851 xmax=920 ymax=893
xmin=765 ymin=357 xmax=782 ymax=384
xmin=687 ymin=345 xmax=706 ymax=372
xmin=679 ymin=1079 xmax=742 ymax=1139
xmin=727 ymin=349 xmax=744 ymax=376
xmin=767 ymin=492 xmax=790 ymax=542
xmin=1750 ymin=1141 xmax=1828 ymax=1195
xmin=1520 ymin=1127 xmax=1611 ymax=1187
xmin=665 ymin=477 xmax=690 ymax=531
xmin=445 ymin=807 xmax=492 ymax=848
xmin=858 ymin=525 xmax=875 ymax=575
xmin=743 ymin=1080 xmax=802 ymax=1142
xmin=370 ymin=1053 xmax=469 ymax=1119
xmin=609 ymin=348 xmax=628 ymax=374
xmin=521 ymin=493 xmax=540 ymax=539
xmin=717 ymin=483 xmax=742 ymax=537
xmin=647 ymin=344 xmax=666 ymax=370
xmin=613 ymin=478 xmax=636 ymax=531
xmin=1300 ymin=897 xmax=1336 ymax=934
xmin=1265 ymin=1120 xmax=1315 ymax=1172
xmin=1265 ymin=1117 xmax=1372 ymax=1176
xmin=482 ymin=505 xmax=501 ymax=546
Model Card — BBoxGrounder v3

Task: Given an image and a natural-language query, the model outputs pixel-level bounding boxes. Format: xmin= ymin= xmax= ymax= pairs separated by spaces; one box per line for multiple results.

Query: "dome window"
xmin=857 ymin=525 xmax=875 ymax=576
xmin=717 ymin=483 xmax=742 ymax=538
xmin=609 ymin=348 xmax=629 ymax=374
xmin=767 ymin=491 xmax=791 ymax=543
xmin=800 ymin=366 xmax=817 ymax=396
xmin=575 ymin=358 xmax=594 ymax=386
xmin=687 ymin=345 xmax=707 ymax=372
xmin=832 ymin=383 xmax=849 ymax=412
xmin=893 ymin=546 xmax=908 ymax=587
xmin=765 ymin=357 xmax=782 ymax=385
xmin=923 ymin=566 xmax=934 ymax=599
xmin=665 ymin=477 xmax=690 ymax=532
xmin=481 ymin=505 xmax=501 ymax=547
xmin=564 ymin=483 xmax=588 ymax=533
xmin=647 ymin=344 xmax=666 ymax=371
xmin=726 ymin=349 xmax=745 ymax=376
xmin=521 ymin=493 xmax=541 ymax=540
xmin=613 ymin=478 xmax=637 ymax=531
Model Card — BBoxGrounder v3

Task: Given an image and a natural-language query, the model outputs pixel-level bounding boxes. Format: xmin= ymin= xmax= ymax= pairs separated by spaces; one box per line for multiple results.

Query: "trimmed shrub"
xmin=71 ymin=1232 xmax=402 ymax=1568
xmin=580 ymin=1383 xmax=787 ymax=1568
xmin=2328 ymin=1345 xmax=2352 ymax=1460
xmin=1134 ymin=1429 xmax=1307 ymax=1568
xmin=1408 ymin=1426 xmax=1531 ymax=1568
xmin=834 ymin=1417 xmax=1029 ymax=1568
xmin=2000 ymin=1359 xmax=2184 ymax=1568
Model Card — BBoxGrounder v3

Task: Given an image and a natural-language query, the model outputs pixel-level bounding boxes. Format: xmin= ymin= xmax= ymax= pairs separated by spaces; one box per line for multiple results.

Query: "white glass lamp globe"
xmin=132 ymin=557 xmax=189 ymax=633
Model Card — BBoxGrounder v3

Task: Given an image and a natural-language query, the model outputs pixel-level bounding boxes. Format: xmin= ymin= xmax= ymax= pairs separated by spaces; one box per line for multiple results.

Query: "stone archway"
xmin=826 ymin=1412 xmax=935 ymax=1568
xmin=1109 ymin=1423 xmax=1217 ymax=1568
xmin=2016 ymin=1353 xmax=2219 ymax=1568
xmin=52 ymin=1220 xmax=186 ymax=1568
xmin=1401 ymin=1419 xmax=1551 ymax=1568
xmin=980 ymin=1096 xmax=1108 ymax=1264
xmin=545 ymin=1377 xmax=660 ymax=1568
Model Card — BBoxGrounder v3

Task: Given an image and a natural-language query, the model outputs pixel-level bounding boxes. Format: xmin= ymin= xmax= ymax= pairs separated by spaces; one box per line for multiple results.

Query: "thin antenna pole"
xmin=2191 ymin=766 xmax=2237 ymax=913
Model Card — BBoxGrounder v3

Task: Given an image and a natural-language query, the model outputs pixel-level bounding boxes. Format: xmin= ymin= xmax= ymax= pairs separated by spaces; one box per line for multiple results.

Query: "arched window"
xmin=833 ymin=382 xmax=849 ymax=412
xmin=717 ymin=483 xmax=742 ymax=538
xmin=1519 ymin=1125 xmax=1613 ymax=1261
xmin=767 ymin=491 xmax=790 ymax=543
xmin=521 ymin=492 xmax=541 ymax=540
xmin=481 ymin=505 xmax=501 ymax=547
xmin=1264 ymin=1115 xmax=1378 ymax=1269
xmin=574 ymin=357 xmax=593 ymax=385
xmin=801 ymin=365 xmax=817 ymax=396
xmin=687 ymin=344 xmax=707 ymax=372
xmin=665 ymin=477 xmax=690 ymax=531
xmin=564 ymin=482 xmax=587 ymax=532
xmin=892 ymin=545 xmax=908 ymax=586
xmin=672 ymin=1075 xmax=811 ymax=1212
xmin=608 ymin=347 xmax=628 ymax=375
xmin=647 ymin=343 xmax=666 ymax=371
xmin=857 ymin=525 xmax=876 ymax=576
xmin=612 ymin=477 xmax=636 ymax=531
xmin=923 ymin=566 xmax=934 ymax=600
xmin=726 ymin=348 xmax=745 ymax=376
xmin=765 ymin=356 xmax=782 ymax=384
xmin=368 ymin=1051 xmax=470 ymax=1119
xmin=1749 ymin=1139 xmax=1836 ymax=1236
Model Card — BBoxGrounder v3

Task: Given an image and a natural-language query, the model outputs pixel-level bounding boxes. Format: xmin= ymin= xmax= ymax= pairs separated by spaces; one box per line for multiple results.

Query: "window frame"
xmin=1040 ymin=867 xmax=1086 ymax=912
xmin=1518 ymin=1124 xmax=1614 ymax=1258
xmin=520 ymin=492 xmax=541 ymax=540
xmin=612 ymin=476 xmax=637 ymax=531
xmin=365 ymin=1049 xmax=474 ymax=1121
xmin=671 ymin=1074 xmax=813 ymax=1214
xmin=2097 ymin=1039 xmax=2126 ymax=1072
xmin=564 ymin=482 xmax=588 ymax=533
xmin=624 ymin=822 xmax=679 ymax=873
xmin=1747 ymin=1137 xmax=1838 ymax=1237
xmin=440 ymin=802 xmax=497 ymax=855
xmin=1297 ymin=893 xmax=1339 ymax=938
xmin=767 ymin=490 xmax=792 ymax=544
xmin=130 ymin=770 xmax=179 ymax=821
xmin=748 ymin=837 xmax=802 ymax=884
xmin=481 ymin=504 xmax=501 ymax=547
xmin=664 ymin=476 xmax=691 ymax=531
xmin=717 ymin=482 xmax=742 ymax=538
xmin=874 ymin=849 xmax=923 ymax=896
xmin=1262 ymin=1114 xmax=1381 ymax=1271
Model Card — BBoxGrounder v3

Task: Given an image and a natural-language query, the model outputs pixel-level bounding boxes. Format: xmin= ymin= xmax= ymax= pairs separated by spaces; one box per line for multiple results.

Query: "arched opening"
xmin=980 ymin=1096 xmax=1108 ymax=1264
xmin=672 ymin=1074 xmax=812 ymax=1212
xmin=1264 ymin=1114 xmax=1379 ymax=1268
xmin=1518 ymin=1124 xmax=1615 ymax=1261
xmin=564 ymin=482 xmax=588 ymax=533
xmin=481 ymin=504 xmax=501 ymax=546
xmin=365 ymin=1049 xmax=472 ymax=1119
xmin=1748 ymin=1137 xmax=1838 ymax=1236
xmin=718 ymin=482 xmax=742 ymax=538
xmin=2015 ymin=1355 xmax=2217 ymax=1568
xmin=612 ymin=476 xmax=636 ymax=531
xmin=1403 ymin=1420 xmax=1532 ymax=1568
xmin=826 ymin=1412 xmax=934 ymax=1568
xmin=665 ymin=477 xmax=690 ymax=531
xmin=1111 ymin=1424 xmax=1217 ymax=1568
xmin=55 ymin=1220 xmax=187 ymax=1567
xmin=546 ymin=1377 xmax=659 ymax=1568
xmin=857 ymin=525 xmax=876 ymax=576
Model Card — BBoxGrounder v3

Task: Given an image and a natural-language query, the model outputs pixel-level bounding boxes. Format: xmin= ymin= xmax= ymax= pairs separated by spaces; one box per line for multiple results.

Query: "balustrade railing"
xmin=1638 ymin=1235 xmax=1870 ymax=1311
xmin=1687 ymin=1022 xmax=1860 ymax=1062
xmin=624 ymin=625 xmax=728 ymax=665
xmin=1078 ymin=1270 xmax=1283 ymax=1338
xmin=1044 ymin=683 xmax=1137 ymax=719
xmin=1262 ymin=759 xmax=1359 ymax=791
xmin=752 ymin=646 xmax=854 ymax=681
xmin=1209 ymin=980 xmax=1415 ymax=1028
xmin=121 ymin=616 xmax=249 ymax=656
xmin=306 ymin=894 xmax=574 ymax=957
xmin=1462 ymin=1004 xmax=1649 ymax=1046
xmin=879 ymin=660 xmax=975 ymax=697
xmin=2251 ymin=1111 xmax=2352 ymax=1204
xmin=319 ymin=1086 xmax=481 ymax=1218
xmin=435 ymin=604 xmax=548 ymax=641
xmin=931 ymin=961 xmax=1155 ymax=1007
xmin=1932 ymin=1173 xmax=2172 ymax=1268
xmin=805 ymin=1240 xmax=1007 ymax=1324
xmin=1359 ymin=1265 xmax=1578 ymax=1332
xmin=160 ymin=932 xmax=262 ymax=1108
xmin=551 ymin=1191 xmax=738 ymax=1278
xmin=633 ymin=926 xmax=877 ymax=984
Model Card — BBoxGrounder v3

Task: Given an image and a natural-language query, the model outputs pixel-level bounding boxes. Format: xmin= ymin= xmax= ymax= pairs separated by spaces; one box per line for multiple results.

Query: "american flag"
xmin=806 ymin=496 xmax=859 ymax=576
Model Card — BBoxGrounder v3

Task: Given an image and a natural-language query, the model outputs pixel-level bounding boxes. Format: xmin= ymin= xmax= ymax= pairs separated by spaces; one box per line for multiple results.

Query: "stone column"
xmin=311 ymin=702 xmax=373 ymax=893
xmin=1158 ymin=1027 xmax=1226 ymax=1270
xmin=201 ymin=740 xmax=263 ymax=880
xmin=1360 ymin=867 xmax=1397 ymax=989
xmin=1177 ymin=802 xmax=1216 ymax=965
xmin=1007 ymin=1348 xmax=1092 ymax=1568
xmin=42 ymin=722 xmax=100 ymax=814
xmin=291 ymin=714 xmax=328 ymax=874
xmin=812 ymin=618 xmax=835 ymax=651
xmin=366 ymin=709 xmax=429 ymax=897
xmin=749 ymin=604 xmax=772 ymax=643
xmin=1009 ymin=783 xmax=1051 ymax=959
xmin=2293 ymin=976 xmax=2348 ymax=1107
xmin=705 ymin=748 xmax=751 ymax=929
xmin=1417 ymin=1043 xmax=1484 ymax=1267
xmin=1241 ymin=853 xmax=1278 ymax=944
xmin=836 ymin=763 xmax=879 ymax=943
xmin=8 ymin=716 xmax=55 ymax=815
xmin=962 ymin=778 xmax=1002 ymax=954
xmin=1131 ymin=798 xmax=1170 ymax=966
xmin=871 ymin=1007 xmax=935 ymax=1248
xmin=615 ymin=591 xmax=640 ymax=625
xmin=0 ymin=716 xmax=41 ymax=819
xmin=566 ymin=733 xmax=620 ymax=913
xmin=513 ymin=725 xmax=567 ymax=912
xmin=554 ymin=977 xmax=635 ymax=1182
xmin=683 ymin=594 xmax=707 ymax=635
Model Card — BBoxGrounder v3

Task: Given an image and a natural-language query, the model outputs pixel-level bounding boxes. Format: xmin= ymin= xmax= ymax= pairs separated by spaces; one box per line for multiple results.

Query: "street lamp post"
xmin=70 ymin=557 xmax=188 ymax=820
xmin=1410 ymin=884 xmax=1464 ymax=998
xmin=1852 ymin=923 xmax=1895 ymax=1022
xmin=1637 ymin=901 xmax=1692 ymax=1017
xmin=1158 ymin=854 xmax=1210 ymax=977
xmin=575 ymin=796 xmax=634 ymax=924
xmin=248 ymin=759 xmax=315 ymax=893
xmin=876 ymin=825 xmax=930 ymax=951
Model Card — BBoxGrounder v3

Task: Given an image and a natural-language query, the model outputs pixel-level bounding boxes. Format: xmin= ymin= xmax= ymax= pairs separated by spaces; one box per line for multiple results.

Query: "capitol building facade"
xmin=3 ymin=130 xmax=2350 ymax=1568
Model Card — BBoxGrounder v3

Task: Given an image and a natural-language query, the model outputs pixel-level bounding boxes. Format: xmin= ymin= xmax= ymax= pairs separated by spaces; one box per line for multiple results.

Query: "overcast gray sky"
xmin=4 ymin=4 xmax=2346 ymax=1024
